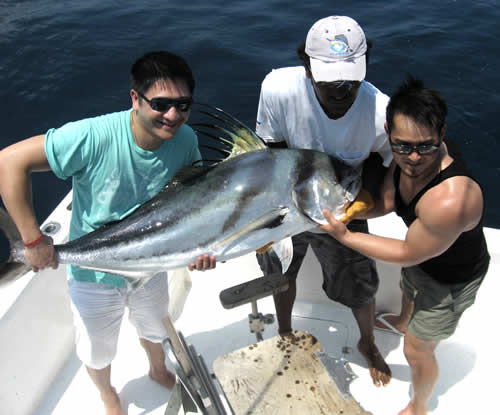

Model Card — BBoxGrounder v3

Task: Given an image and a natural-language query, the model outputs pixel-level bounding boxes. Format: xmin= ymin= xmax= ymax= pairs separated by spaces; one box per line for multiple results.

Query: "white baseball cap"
xmin=305 ymin=16 xmax=367 ymax=82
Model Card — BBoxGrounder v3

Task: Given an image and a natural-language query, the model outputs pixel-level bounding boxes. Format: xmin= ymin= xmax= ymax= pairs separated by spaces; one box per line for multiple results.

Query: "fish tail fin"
xmin=190 ymin=103 xmax=268 ymax=161
xmin=0 ymin=207 xmax=31 ymax=287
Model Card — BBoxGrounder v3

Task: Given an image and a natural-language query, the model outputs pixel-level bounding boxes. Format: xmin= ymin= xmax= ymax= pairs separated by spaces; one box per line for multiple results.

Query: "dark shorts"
xmin=402 ymin=265 xmax=485 ymax=341
xmin=256 ymin=220 xmax=379 ymax=309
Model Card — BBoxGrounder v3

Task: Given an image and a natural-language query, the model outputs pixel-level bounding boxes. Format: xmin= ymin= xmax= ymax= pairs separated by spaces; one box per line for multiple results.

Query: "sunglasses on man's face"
xmin=389 ymin=138 xmax=442 ymax=155
xmin=313 ymin=80 xmax=359 ymax=94
xmin=137 ymin=91 xmax=193 ymax=113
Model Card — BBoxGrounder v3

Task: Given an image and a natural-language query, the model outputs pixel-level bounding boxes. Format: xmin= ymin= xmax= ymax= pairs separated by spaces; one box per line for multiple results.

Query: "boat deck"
xmin=1 ymin=195 xmax=497 ymax=414
xmin=40 ymin=243 xmax=499 ymax=414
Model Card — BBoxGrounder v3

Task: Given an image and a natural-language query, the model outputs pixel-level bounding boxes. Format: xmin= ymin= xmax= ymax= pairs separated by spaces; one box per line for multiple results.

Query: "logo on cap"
xmin=329 ymin=35 xmax=350 ymax=56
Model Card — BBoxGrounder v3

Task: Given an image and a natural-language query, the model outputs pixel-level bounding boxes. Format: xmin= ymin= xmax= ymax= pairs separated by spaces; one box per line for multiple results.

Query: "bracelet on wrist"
xmin=24 ymin=233 xmax=45 ymax=248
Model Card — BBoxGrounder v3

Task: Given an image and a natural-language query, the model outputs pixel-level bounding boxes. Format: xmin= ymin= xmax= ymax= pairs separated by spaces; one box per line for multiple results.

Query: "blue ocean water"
xmin=1 ymin=0 xmax=499 ymax=263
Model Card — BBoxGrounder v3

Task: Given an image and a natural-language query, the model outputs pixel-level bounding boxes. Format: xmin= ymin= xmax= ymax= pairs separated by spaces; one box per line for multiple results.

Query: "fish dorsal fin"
xmin=190 ymin=104 xmax=267 ymax=162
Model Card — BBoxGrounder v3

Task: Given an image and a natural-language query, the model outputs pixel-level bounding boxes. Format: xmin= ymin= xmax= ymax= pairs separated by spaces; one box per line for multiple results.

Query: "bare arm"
xmin=0 ymin=135 xmax=57 ymax=270
xmin=321 ymin=176 xmax=482 ymax=266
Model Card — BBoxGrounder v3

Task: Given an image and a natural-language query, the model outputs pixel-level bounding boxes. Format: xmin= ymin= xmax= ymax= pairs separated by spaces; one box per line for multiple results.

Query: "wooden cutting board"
xmin=213 ymin=331 xmax=371 ymax=415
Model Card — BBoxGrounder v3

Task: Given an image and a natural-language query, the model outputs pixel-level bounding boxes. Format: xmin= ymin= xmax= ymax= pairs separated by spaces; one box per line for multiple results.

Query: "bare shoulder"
xmin=417 ymin=176 xmax=483 ymax=232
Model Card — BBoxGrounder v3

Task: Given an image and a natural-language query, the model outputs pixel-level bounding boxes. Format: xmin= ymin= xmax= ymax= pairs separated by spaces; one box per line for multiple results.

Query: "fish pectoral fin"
xmin=270 ymin=237 xmax=293 ymax=274
xmin=212 ymin=207 xmax=289 ymax=253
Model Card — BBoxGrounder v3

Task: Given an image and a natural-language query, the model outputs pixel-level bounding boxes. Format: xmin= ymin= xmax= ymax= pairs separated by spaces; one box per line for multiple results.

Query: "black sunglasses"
xmin=137 ymin=91 xmax=193 ymax=113
xmin=389 ymin=138 xmax=442 ymax=155
xmin=313 ymin=80 xmax=358 ymax=94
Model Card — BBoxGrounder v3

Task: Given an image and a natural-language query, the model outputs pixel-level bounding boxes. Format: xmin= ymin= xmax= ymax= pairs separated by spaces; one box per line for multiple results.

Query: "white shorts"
xmin=68 ymin=273 xmax=169 ymax=370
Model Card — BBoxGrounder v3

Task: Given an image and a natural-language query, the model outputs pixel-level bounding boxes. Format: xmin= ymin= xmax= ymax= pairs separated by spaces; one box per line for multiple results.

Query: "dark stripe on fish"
xmin=295 ymin=151 xmax=317 ymax=185
xmin=221 ymin=151 xmax=275 ymax=233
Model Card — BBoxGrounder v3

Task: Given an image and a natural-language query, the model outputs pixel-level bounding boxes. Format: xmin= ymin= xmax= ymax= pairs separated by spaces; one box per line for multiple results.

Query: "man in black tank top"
xmin=320 ymin=76 xmax=489 ymax=415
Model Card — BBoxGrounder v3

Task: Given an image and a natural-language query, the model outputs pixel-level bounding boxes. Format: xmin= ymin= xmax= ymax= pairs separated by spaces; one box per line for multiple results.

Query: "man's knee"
xmin=80 ymin=339 xmax=118 ymax=370
xmin=403 ymin=334 xmax=437 ymax=366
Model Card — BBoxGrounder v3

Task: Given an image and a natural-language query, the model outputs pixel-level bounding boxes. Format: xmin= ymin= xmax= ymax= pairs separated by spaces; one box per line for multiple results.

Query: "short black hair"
xmin=386 ymin=76 xmax=448 ymax=136
xmin=131 ymin=51 xmax=195 ymax=95
xmin=296 ymin=39 xmax=373 ymax=72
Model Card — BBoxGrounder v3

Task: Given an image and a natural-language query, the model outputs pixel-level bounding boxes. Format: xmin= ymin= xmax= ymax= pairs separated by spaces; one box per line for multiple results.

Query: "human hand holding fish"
xmin=188 ymin=254 xmax=217 ymax=272
xmin=24 ymin=234 xmax=58 ymax=272
xmin=320 ymin=209 xmax=348 ymax=241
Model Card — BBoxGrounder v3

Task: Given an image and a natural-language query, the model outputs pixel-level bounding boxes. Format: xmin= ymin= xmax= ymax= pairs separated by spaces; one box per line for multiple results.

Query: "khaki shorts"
xmin=402 ymin=266 xmax=484 ymax=341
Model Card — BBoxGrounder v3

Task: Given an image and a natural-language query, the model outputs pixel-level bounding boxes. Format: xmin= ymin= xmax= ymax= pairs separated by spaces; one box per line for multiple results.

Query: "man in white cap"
xmin=255 ymin=16 xmax=393 ymax=387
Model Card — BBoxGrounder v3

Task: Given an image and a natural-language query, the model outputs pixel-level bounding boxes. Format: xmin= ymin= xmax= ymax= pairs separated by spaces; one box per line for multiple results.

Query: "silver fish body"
xmin=54 ymin=148 xmax=360 ymax=279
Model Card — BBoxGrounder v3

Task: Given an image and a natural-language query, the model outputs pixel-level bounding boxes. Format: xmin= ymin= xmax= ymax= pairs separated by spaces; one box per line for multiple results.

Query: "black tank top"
xmin=394 ymin=141 xmax=490 ymax=284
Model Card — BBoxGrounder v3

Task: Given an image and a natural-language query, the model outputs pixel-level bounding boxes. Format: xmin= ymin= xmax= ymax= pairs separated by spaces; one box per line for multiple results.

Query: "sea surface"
xmin=1 ymin=0 xmax=499 ymax=262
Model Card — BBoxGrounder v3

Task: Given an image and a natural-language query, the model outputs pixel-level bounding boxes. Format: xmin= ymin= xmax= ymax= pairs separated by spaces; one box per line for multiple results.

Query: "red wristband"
xmin=24 ymin=234 xmax=45 ymax=248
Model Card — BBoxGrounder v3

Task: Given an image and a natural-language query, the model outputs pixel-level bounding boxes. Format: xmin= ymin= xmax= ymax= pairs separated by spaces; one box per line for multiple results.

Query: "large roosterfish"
xmin=0 ymin=105 xmax=362 ymax=283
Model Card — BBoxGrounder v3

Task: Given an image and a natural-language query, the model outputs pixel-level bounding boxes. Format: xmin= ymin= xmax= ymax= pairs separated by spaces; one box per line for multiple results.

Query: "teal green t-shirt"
xmin=45 ymin=109 xmax=201 ymax=286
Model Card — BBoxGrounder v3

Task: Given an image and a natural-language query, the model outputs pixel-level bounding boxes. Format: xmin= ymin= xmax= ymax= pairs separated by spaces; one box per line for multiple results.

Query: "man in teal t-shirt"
xmin=0 ymin=51 xmax=215 ymax=415
xmin=45 ymin=108 xmax=201 ymax=287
